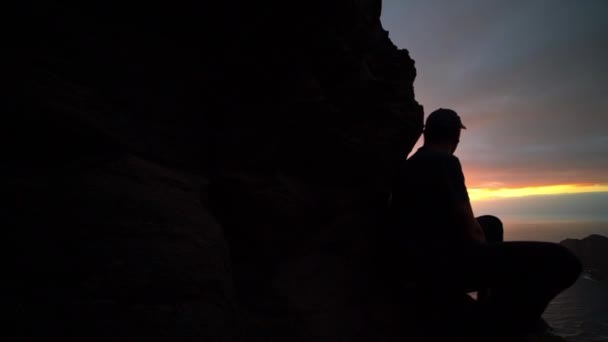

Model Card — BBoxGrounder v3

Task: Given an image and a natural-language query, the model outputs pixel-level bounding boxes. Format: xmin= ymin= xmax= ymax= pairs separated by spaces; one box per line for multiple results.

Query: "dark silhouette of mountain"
xmin=8 ymin=1 xmax=429 ymax=341
xmin=561 ymin=235 xmax=608 ymax=281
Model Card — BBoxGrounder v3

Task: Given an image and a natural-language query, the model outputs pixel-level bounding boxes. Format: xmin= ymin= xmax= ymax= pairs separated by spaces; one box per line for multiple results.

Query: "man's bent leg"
xmin=457 ymin=241 xmax=582 ymax=335
xmin=476 ymin=215 xmax=503 ymax=243
xmin=475 ymin=215 xmax=503 ymax=303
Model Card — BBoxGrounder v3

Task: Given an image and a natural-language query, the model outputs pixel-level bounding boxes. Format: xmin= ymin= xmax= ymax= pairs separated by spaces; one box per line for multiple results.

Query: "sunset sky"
xmin=381 ymin=0 xmax=608 ymax=216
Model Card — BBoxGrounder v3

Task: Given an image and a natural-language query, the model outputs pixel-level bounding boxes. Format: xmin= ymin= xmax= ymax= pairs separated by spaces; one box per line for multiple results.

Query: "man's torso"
xmin=390 ymin=147 xmax=470 ymax=243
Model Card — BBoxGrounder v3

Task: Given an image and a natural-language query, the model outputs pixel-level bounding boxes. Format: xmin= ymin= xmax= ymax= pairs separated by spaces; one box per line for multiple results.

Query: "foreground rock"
xmin=9 ymin=155 xmax=237 ymax=341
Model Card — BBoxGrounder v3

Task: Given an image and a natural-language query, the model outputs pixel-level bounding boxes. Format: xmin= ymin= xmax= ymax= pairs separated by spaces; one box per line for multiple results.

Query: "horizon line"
xmin=469 ymin=184 xmax=608 ymax=202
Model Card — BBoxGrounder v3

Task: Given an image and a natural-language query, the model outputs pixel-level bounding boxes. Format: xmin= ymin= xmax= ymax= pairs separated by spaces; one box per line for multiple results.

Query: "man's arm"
xmin=455 ymin=201 xmax=486 ymax=242
xmin=445 ymin=157 xmax=486 ymax=243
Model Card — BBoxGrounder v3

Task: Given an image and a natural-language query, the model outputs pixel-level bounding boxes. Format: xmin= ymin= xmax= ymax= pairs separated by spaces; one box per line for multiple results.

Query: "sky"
xmin=381 ymin=0 xmax=608 ymax=216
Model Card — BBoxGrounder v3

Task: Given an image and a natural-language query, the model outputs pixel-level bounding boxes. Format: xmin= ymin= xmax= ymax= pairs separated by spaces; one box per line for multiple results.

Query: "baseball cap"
xmin=425 ymin=108 xmax=467 ymax=130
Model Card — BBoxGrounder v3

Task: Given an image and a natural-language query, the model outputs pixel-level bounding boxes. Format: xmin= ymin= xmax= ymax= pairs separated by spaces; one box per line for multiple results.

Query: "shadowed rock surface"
xmin=8 ymin=1 xmax=425 ymax=341
xmin=561 ymin=235 xmax=608 ymax=281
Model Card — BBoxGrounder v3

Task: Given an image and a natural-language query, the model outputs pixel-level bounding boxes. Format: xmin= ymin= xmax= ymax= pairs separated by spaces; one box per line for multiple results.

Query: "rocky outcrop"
xmin=9 ymin=156 xmax=237 ymax=341
xmin=561 ymin=235 xmax=608 ymax=281
xmin=8 ymin=1 xmax=423 ymax=341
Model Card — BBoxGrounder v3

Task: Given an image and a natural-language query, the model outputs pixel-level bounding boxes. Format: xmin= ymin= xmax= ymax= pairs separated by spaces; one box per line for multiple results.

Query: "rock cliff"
xmin=8 ymin=1 xmax=423 ymax=341
xmin=561 ymin=234 xmax=608 ymax=281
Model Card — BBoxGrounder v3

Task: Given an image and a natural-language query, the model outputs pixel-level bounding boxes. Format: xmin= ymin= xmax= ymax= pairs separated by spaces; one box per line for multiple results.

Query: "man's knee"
xmin=476 ymin=215 xmax=503 ymax=242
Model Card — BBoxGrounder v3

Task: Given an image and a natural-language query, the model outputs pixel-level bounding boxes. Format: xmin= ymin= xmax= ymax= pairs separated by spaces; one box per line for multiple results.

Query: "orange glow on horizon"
xmin=469 ymin=184 xmax=608 ymax=202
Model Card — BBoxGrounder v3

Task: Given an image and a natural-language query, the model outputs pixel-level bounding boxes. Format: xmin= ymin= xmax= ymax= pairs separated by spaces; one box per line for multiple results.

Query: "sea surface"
xmin=502 ymin=216 xmax=608 ymax=243
xmin=502 ymin=217 xmax=608 ymax=342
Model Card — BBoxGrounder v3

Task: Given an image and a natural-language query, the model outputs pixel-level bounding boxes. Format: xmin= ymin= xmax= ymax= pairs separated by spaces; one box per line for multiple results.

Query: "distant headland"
xmin=561 ymin=234 xmax=608 ymax=282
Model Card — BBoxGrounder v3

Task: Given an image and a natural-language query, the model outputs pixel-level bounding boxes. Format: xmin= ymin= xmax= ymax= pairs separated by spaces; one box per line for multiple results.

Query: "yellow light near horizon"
xmin=469 ymin=184 xmax=608 ymax=202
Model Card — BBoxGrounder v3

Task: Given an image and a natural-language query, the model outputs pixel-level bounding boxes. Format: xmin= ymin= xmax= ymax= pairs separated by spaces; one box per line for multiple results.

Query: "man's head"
xmin=423 ymin=108 xmax=466 ymax=153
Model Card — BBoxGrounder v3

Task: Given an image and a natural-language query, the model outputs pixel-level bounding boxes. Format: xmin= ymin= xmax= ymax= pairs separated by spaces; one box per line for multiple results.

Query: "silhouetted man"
xmin=388 ymin=108 xmax=581 ymax=339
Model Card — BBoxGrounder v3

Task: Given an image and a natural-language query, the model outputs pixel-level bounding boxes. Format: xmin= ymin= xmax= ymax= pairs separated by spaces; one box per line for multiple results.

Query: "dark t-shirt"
xmin=390 ymin=146 xmax=471 ymax=244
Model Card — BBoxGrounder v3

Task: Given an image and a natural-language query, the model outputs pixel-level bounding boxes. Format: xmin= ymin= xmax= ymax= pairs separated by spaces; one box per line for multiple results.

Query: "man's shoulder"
xmin=402 ymin=148 xmax=464 ymax=182
xmin=408 ymin=147 xmax=460 ymax=166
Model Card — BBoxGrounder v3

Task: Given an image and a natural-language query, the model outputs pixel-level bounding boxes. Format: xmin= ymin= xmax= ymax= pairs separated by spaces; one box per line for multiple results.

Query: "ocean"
xmin=503 ymin=217 xmax=608 ymax=243
xmin=502 ymin=217 xmax=608 ymax=342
